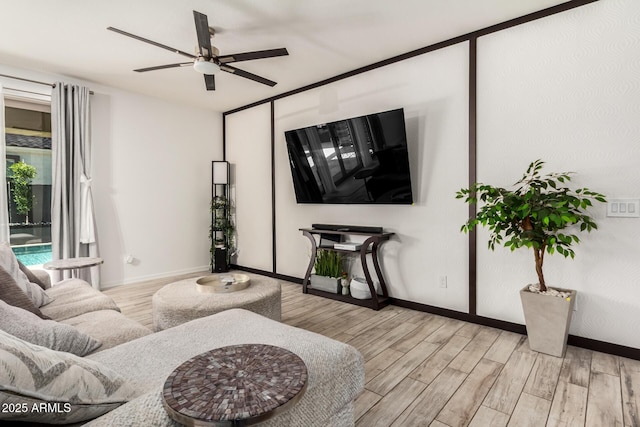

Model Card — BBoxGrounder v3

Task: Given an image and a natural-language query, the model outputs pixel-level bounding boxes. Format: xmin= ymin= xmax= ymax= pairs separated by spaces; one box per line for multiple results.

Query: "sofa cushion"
xmin=0 ymin=329 xmax=138 ymax=424
xmin=41 ymin=279 xmax=120 ymax=321
xmin=62 ymin=310 xmax=152 ymax=353
xmin=88 ymin=309 xmax=364 ymax=427
xmin=84 ymin=390 xmax=179 ymax=427
xmin=0 ymin=243 xmax=51 ymax=307
xmin=0 ymin=265 xmax=49 ymax=319
xmin=0 ymin=299 xmax=102 ymax=356
xmin=86 ymin=390 xmax=355 ymax=427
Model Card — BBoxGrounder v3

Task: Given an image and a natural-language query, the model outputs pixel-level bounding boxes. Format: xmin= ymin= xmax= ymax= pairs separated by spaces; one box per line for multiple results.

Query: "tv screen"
xmin=285 ymin=108 xmax=413 ymax=204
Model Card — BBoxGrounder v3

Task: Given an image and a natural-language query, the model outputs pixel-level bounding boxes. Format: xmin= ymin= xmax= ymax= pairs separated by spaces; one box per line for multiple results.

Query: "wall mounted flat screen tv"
xmin=285 ymin=108 xmax=413 ymax=204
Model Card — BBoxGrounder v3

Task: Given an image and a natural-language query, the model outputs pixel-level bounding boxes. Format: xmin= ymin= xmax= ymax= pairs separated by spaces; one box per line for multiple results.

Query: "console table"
xmin=300 ymin=227 xmax=393 ymax=310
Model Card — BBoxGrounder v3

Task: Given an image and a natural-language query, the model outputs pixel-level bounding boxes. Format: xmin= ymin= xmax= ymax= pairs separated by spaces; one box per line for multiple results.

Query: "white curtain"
xmin=0 ymin=85 xmax=9 ymax=243
xmin=51 ymin=83 xmax=99 ymax=288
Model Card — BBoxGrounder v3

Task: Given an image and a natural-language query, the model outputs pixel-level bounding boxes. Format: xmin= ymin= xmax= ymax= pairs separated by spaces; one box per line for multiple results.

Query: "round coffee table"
xmin=152 ymin=274 xmax=281 ymax=331
xmin=162 ymin=344 xmax=308 ymax=426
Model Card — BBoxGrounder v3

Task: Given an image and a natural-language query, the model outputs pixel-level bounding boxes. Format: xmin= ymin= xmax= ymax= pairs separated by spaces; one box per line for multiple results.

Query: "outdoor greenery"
xmin=456 ymin=159 xmax=606 ymax=292
xmin=9 ymin=160 xmax=37 ymax=224
xmin=314 ymin=249 xmax=343 ymax=278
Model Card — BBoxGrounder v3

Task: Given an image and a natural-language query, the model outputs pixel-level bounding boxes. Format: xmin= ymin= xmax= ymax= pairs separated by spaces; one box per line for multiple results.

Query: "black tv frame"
xmin=284 ymin=108 xmax=413 ymax=205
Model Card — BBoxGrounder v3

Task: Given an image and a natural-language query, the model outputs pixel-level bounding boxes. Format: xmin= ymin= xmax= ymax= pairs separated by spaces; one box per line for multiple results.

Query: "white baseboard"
xmin=100 ymin=265 xmax=210 ymax=289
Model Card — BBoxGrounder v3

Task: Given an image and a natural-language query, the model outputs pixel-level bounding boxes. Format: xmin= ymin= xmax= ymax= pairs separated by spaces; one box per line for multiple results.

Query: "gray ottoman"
xmin=152 ymin=274 xmax=281 ymax=331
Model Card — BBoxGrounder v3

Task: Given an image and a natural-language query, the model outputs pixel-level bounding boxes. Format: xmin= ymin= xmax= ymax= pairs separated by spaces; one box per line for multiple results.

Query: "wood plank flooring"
xmin=104 ymin=271 xmax=640 ymax=427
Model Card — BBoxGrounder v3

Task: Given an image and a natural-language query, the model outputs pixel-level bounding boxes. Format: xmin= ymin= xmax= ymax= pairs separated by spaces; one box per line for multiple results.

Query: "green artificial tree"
xmin=456 ymin=160 xmax=606 ymax=292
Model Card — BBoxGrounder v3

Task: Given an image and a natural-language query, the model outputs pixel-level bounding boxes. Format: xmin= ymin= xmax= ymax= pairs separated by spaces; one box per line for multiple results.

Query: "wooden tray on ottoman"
xmin=196 ymin=274 xmax=251 ymax=294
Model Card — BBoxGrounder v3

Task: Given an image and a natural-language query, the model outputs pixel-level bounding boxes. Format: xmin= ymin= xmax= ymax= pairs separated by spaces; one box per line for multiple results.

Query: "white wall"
xmin=226 ymin=0 xmax=640 ymax=349
xmin=230 ymin=43 xmax=470 ymax=312
xmin=226 ymin=104 xmax=273 ymax=272
xmin=476 ymin=0 xmax=640 ymax=349
xmin=1 ymin=64 xmax=222 ymax=287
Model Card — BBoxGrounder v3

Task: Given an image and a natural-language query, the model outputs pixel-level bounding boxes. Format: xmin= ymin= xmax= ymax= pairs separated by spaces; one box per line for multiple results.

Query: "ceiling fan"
xmin=107 ymin=10 xmax=288 ymax=91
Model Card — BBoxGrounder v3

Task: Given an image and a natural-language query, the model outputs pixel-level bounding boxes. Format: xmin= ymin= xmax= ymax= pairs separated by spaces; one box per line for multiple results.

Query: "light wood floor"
xmin=104 ymin=271 xmax=640 ymax=427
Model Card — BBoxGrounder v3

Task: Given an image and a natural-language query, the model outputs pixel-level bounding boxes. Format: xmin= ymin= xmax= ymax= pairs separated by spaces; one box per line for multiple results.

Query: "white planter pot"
xmin=310 ymin=275 xmax=340 ymax=294
xmin=350 ymin=277 xmax=381 ymax=300
xmin=520 ymin=285 xmax=577 ymax=358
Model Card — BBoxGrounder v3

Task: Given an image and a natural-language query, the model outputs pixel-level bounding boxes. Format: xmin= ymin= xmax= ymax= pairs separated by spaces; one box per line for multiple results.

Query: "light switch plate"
xmin=607 ymin=199 xmax=640 ymax=218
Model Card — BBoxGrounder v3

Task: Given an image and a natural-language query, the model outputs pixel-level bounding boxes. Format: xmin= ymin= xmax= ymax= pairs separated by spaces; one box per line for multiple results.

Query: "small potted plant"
xmin=310 ymin=250 xmax=343 ymax=294
xmin=456 ymin=159 xmax=606 ymax=357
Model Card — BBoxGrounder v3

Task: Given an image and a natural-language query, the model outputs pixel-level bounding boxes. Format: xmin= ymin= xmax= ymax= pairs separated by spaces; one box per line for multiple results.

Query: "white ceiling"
xmin=0 ymin=0 xmax=569 ymax=112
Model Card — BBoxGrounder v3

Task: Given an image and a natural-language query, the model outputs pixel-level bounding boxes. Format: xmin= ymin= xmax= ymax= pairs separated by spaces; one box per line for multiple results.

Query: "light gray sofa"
xmin=35 ymin=275 xmax=365 ymax=426
xmin=39 ymin=278 xmax=152 ymax=351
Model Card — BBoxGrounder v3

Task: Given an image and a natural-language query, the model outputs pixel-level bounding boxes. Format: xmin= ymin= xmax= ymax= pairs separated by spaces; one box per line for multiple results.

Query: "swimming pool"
xmin=12 ymin=243 xmax=52 ymax=266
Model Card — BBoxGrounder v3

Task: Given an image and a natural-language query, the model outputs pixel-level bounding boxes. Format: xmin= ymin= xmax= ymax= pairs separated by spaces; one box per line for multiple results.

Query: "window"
xmin=4 ymin=98 xmax=52 ymax=265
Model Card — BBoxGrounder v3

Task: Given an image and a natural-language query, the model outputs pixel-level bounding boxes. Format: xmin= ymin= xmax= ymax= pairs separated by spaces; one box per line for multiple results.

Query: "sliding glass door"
xmin=4 ymin=98 xmax=52 ymax=266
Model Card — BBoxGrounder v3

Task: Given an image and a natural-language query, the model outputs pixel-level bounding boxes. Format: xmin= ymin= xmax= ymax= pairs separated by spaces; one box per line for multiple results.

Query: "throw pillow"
xmin=18 ymin=259 xmax=49 ymax=290
xmin=0 ymin=242 xmax=51 ymax=307
xmin=0 ymin=329 xmax=138 ymax=424
xmin=0 ymin=265 xmax=49 ymax=319
xmin=0 ymin=300 xmax=102 ymax=356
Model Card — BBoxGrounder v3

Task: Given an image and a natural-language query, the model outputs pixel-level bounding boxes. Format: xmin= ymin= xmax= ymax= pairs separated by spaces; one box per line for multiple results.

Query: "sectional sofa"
xmin=0 ymin=265 xmax=364 ymax=426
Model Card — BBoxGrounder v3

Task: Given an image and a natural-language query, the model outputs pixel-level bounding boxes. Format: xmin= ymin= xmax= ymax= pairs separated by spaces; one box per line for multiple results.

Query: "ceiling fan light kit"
xmin=193 ymin=57 xmax=220 ymax=75
xmin=107 ymin=10 xmax=288 ymax=91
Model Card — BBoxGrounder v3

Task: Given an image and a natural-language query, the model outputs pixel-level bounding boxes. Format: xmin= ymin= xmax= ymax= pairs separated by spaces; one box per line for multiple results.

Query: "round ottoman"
xmin=152 ymin=274 xmax=281 ymax=331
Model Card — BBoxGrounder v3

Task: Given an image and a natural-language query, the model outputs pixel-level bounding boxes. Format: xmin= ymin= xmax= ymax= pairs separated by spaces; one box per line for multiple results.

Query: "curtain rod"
xmin=0 ymin=73 xmax=53 ymax=88
xmin=0 ymin=73 xmax=94 ymax=94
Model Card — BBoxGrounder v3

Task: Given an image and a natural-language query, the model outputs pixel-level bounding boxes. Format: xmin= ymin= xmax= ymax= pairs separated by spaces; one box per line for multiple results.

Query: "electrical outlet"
xmin=439 ymin=276 xmax=447 ymax=288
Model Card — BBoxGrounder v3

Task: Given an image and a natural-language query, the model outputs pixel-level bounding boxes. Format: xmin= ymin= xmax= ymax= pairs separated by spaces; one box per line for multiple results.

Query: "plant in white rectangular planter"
xmin=310 ymin=249 xmax=342 ymax=294
xmin=456 ymin=160 xmax=606 ymax=357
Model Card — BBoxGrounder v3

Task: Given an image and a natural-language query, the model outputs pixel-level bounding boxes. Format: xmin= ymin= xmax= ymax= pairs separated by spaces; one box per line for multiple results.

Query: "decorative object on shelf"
xmin=309 ymin=249 xmax=342 ymax=294
xmin=300 ymin=226 xmax=393 ymax=310
xmin=456 ymin=159 xmax=606 ymax=357
xmin=195 ymin=273 xmax=251 ymax=294
xmin=341 ymin=272 xmax=349 ymax=296
xmin=334 ymin=241 xmax=362 ymax=251
xmin=350 ymin=277 xmax=381 ymax=300
xmin=210 ymin=161 xmax=234 ymax=273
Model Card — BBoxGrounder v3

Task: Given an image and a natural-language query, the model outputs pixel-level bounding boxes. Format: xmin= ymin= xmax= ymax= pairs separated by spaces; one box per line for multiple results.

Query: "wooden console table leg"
xmin=301 ymin=231 xmax=317 ymax=294
xmin=371 ymin=240 xmax=389 ymax=298
xmin=360 ymin=236 xmax=380 ymax=310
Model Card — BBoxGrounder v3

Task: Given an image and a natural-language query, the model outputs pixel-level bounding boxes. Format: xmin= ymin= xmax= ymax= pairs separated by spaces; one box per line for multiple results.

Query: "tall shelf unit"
xmin=300 ymin=227 xmax=394 ymax=310
xmin=211 ymin=161 xmax=231 ymax=273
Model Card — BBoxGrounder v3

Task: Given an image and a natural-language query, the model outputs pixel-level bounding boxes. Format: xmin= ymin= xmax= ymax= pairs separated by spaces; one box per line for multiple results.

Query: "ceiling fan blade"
xmin=134 ymin=62 xmax=192 ymax=73
xmin=204 ymin=74 xmax=215 ymax=91
xmin=217 ymin=48 xmax=289 ymax=64
xmin=107 ymin=27 xmax=195 ymax=59
xmin=220 ymin=64 xmax=277 ymax=87
xmin=193 ymin=11 xmax=213 ymax=58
